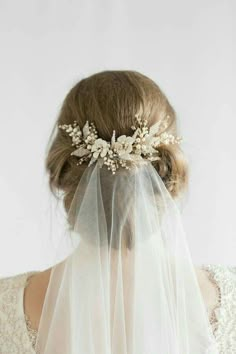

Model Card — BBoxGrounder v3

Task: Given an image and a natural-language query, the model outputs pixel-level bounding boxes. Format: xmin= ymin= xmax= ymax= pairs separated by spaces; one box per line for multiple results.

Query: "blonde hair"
xmin=45 ymin=70 xmax=188 ymax=212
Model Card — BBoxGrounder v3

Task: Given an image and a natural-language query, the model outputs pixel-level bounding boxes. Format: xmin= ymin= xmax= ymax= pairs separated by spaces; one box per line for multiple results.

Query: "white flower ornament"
xmin=58 ymin=114 xmax=182 ymax=175
xmin=91 ymin=138 xmax=110 ymax=159
xmin=113 ymin=135 xmax=135 ymax=159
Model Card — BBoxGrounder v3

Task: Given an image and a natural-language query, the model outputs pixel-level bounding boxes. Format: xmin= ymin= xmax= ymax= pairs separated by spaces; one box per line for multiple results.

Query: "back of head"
xmin=45 ymin=70 xmax=188 ymax=214
xmin=36 ymin=71 xmax=218 ymax=354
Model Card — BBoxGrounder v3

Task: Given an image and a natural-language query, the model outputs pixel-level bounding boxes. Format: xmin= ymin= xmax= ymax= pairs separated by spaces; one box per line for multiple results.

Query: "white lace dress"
xmin=0 ymin=264 xmax=235 ymax=354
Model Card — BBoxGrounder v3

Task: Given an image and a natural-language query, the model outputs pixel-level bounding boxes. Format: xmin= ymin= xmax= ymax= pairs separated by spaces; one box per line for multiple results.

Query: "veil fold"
xmin=35 ymin=159 xmax=218 ymax=354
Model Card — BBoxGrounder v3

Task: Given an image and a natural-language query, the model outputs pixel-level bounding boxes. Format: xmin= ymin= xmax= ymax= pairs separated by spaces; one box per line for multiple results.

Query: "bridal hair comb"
xmin=58 ymin=114 xmax=183 ymax=174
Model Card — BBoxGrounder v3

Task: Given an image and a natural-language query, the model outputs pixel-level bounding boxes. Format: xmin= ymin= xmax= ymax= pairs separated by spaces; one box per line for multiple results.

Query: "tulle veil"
xmin=34 ymin=158 xmax=219 ymax=354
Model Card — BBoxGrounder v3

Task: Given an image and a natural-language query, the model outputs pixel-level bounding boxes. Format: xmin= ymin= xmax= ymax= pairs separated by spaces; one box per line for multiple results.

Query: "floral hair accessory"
xmin=58 ymin=114 xmax=183 ymax=175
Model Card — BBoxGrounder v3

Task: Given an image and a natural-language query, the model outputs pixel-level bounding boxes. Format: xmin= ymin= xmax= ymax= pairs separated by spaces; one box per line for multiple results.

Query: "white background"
xmin=0 ymin=0 xmax=235 ymax=276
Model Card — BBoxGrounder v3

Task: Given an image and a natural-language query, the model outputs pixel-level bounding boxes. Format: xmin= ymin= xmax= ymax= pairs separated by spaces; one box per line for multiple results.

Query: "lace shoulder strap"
xmin=23 ymin=272 xmax=39 ymax=351
xmin=201 ymin=264 xmax=223 ymax=335
xmin=0 ymin=271 xmax=38 ymax=353
xmin=0 ymin=272 xmax=30 ymax=292
xmin=201 ymin=264 xmax=236 ymax=335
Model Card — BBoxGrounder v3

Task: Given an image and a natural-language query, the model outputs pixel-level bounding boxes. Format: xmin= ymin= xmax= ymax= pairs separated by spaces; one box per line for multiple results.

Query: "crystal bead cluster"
xmin=58 ymin=113 xmax=182 ymax=174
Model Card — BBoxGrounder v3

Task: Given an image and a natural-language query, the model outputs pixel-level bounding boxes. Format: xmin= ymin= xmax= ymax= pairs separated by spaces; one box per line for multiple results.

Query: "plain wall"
xmin=0 ymin=0 xmax=235 ymax=276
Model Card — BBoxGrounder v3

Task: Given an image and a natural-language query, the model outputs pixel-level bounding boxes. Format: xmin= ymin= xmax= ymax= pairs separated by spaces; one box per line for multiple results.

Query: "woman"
xmin=0 ymin=70 xmax=235 ymax=353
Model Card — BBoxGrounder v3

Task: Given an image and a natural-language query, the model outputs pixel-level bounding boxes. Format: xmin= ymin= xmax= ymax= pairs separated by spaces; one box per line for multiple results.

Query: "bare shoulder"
xmin=24 ymin=267 xmax=52 ymax=330
xmin=195 ymin=263 xmax=236 ymax=317
xmin=195 ymin=263 xmax=236 ymax=310
xmin=194 ymin=265 xmax=220 ymax=312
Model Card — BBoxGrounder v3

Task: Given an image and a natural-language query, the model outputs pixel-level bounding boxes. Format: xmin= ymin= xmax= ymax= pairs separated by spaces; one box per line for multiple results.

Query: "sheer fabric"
xmin=2 ymin=265 xmax=236 ymax=353
xmin=34 ymin=160 xmax=219 ymax=354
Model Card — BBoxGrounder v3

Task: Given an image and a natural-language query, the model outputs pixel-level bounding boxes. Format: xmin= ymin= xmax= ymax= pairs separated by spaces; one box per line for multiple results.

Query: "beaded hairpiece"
xmin=58 ymin=114 xmax=182 ymax=175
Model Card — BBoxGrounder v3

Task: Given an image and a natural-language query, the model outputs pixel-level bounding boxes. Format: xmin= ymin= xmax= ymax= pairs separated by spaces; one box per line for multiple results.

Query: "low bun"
xmin=152 ymin=144 xmax=188 ymax=198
